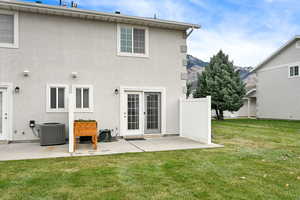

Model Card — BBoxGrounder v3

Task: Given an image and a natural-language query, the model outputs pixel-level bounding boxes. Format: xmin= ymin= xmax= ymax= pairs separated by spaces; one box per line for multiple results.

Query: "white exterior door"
xmin=124 ymin=92 xmax=143 ymax=136
xmin=0 ymin=89 xmax=8 ymax=140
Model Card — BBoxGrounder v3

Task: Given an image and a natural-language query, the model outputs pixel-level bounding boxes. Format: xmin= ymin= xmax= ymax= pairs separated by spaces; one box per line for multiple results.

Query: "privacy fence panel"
xmin=179 ymin=96 xmax=211 ymax=144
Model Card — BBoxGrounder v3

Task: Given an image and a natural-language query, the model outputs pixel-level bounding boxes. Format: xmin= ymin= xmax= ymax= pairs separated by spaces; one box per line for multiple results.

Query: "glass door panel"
xmin=144 ymin=92 xmax=161 ymax=134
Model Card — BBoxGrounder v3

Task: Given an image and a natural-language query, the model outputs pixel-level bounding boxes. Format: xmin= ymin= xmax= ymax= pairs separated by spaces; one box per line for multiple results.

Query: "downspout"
xmin=186 ymin=27 xmax=194 ymax=39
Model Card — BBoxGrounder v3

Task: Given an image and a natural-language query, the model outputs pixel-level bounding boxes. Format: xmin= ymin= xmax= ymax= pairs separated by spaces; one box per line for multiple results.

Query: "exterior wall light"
xmin=15 ymin=86 xmax=20 ymax=93
xmin=114 ymin=88 xmax=119 ymax=95
xmin=71 ymin=72 xmax=78 ymax=79
xmin=23 ymin=70 xmax=30 ymax=77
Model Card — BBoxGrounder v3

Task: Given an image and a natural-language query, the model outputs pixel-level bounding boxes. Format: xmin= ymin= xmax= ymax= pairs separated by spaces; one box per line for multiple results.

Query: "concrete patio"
xmin=0 ymin=136 xmax=223 ymax=161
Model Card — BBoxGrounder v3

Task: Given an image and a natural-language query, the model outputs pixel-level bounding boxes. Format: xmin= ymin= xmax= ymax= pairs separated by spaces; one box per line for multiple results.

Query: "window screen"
xmin=290 ymin=66 xmax=299 ymax=77
xmin=50 ymin=87 xmax=65 ymax=109
xmin=120 ymin=26 xmax=146 ymax=54
xmin=83 ymin=88 xmax=89 ymax=108
xmin=0 ymin=14 xmax=14 ymax=44
xmin=76 ymin=88 xmax=82 ymax=108
xmin=50 ymin=88 xmax=57 ymax=109
xmin=120 ymin=27 xmax=132 ymax=53
xmin=75 ymin=87 xmax=91 ymax=110
xmin=294 ymin=66 xmax=299 ymax=76
xmin=133 ymin=28 xmax=145 ymax=54
xmin=57 ymin=88 xmax=65 ymax=108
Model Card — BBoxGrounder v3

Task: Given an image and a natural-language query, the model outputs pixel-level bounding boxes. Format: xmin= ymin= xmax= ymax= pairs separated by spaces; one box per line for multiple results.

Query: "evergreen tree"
xmin=186 ymin=82 xmax=192 ymax=99
xmin=193 ymin=50 xmax=246 ymax=120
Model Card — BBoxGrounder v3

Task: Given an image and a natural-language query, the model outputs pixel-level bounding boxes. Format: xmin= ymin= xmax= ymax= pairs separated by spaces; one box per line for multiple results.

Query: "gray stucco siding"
xmin=260 ymin=40 xmax=300 ymax=70
xmin=0 ymin=11 xmax=186 ymax=140
xmin=256 ymin=40 xmax=300 ymax=120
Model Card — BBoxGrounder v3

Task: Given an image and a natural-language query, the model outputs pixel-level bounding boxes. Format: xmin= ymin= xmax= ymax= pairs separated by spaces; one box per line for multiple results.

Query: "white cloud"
xmin=77 ymin=0 xmax=300 ymax=67
xmin=187 ymin=30 xmax=279 ymax=67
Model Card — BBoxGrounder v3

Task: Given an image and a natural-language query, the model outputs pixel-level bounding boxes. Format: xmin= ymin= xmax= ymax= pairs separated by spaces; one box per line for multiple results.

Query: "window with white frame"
xmin=73 ymin=85 xmax=93 ymax=112
xmin=289 ymin=66 xmax=299 ymax=77
xmin=0 ymin=10 xmax=18 ymax=48
xmin=118 ymin=25 xmax=148 ymax=56
xmin=47 ymin=85 xmax=68 ymax=112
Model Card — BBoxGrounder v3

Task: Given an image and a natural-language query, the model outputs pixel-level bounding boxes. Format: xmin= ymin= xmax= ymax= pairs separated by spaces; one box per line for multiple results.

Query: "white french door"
xmin=144 ymin=92 xmax=161 ymax=134
xmin=125 ymin=92 xmax=143 ymax=136
xmin=0 ymin=89 xmax=8 ymax=140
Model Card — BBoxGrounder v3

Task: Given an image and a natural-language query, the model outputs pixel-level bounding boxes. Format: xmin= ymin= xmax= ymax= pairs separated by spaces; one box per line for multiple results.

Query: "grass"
xmin=1 ymin=119 xmax=300 ymax=200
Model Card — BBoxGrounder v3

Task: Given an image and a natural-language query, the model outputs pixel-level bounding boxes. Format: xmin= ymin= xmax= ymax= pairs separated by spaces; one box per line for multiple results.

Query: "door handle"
xmin=4 ymin=113 xmax=7 ymax=119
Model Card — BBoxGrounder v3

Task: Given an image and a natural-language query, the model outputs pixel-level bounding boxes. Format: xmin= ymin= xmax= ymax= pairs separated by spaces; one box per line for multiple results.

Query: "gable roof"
xmin=252 ymin=35 xmax=300 ymax=72
xmin=0 ymin=0 xmax=200 ymax=31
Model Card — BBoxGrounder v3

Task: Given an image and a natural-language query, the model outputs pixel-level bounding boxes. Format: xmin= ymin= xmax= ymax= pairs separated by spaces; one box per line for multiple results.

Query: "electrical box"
xmin=29 ymin=120 xmax=35 ymax=128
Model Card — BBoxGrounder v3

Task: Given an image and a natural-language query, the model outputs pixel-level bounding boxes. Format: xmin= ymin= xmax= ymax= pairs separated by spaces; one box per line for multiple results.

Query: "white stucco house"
xmin=0 ymin=0 xmax=201 ymax=142
xmin=253 ymin=35 xmax=300 ymax=120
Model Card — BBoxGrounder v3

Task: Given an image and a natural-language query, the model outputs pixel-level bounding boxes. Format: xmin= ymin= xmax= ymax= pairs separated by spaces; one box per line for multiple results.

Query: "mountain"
xmin=187 ymin=54 xmax=209 ymax=69
xmin=235 ymin=66 xmax=253 ymax=80
xmin=186 ymin=55 xmax=255 ymax=90
xmin=186 ymin=54 xmax=208 ymax=84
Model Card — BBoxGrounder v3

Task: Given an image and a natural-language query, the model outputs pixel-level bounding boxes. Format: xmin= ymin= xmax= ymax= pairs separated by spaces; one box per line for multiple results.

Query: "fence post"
xmin=207 ymin=96 xmax=211 ymax=144
xmin=179 ymin=97 xmax=183 ymax=136
xmin=68 ymin=93 xmax=75 ymax=153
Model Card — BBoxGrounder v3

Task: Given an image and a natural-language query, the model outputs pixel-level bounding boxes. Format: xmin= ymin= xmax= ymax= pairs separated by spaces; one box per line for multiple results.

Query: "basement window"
xmin=289 ymin=66 xmax=299 ymax=77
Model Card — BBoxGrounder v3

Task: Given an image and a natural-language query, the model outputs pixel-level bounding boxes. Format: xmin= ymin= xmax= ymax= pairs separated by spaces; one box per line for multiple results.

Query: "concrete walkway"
xmin=0 ymin=136 xmax=223 ymax=161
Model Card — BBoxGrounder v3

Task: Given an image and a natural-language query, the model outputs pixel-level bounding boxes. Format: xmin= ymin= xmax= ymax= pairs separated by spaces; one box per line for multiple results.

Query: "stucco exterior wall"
xmin=0 ymin=11 xmax=187 ymax=140
xmin=249 ymin=98 xmax=256 ymax=117
xmin=256 ymin=39 xmax=300 ymax=120
xmin=237 ymin=99 xmax=248 ymax=117
xmin=237 ymin=98 xmax=256 ymax=117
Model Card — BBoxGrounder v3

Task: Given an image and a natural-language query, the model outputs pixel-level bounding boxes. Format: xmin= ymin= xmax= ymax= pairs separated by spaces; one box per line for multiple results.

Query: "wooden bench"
xmin=74 ymin=121 xmax=98 ymax=150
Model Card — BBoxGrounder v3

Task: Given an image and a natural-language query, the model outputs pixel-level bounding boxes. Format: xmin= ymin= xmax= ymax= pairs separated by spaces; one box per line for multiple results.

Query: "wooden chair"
xmin=74 ymin=121 xmax=98 ymax=151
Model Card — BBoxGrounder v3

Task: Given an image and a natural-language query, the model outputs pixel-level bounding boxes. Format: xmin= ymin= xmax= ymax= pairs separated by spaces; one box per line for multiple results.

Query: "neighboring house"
xmin=0 ymin=1 xmax=200 ymax=141
xmin=253 ymin=35 xmax=300 ymax=120
xmin=235 ymin=67 xmax=257 ymax=118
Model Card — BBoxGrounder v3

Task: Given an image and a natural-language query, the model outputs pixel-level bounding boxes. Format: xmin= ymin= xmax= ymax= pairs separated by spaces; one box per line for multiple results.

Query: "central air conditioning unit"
xmin=37 ymin=123 xmax=66 ymax=146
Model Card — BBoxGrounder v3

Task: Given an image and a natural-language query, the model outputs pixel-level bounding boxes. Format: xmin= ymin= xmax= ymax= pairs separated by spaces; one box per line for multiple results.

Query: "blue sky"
xmin=23 ymin=0 xmax=300 ymax=66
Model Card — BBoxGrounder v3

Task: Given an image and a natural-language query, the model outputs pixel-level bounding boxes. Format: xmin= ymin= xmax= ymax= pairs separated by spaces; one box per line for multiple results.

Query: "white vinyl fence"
xmin=179 ymin=96 xmax=211 ymax=144
xmin=68 ymin=93 xmax=75 ymax=153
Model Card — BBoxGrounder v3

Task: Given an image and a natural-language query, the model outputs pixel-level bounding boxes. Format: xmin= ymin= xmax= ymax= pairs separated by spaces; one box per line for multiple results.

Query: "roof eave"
xmin=0 ymin=0 xmax=200 ymax=30
xmin=252 ymin=35 xmax=300 ymax=73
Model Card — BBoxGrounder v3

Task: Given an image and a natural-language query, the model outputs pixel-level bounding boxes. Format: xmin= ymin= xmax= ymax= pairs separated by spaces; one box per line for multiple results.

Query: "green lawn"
xmin=1 ymin=119 xmax=300 ymax=200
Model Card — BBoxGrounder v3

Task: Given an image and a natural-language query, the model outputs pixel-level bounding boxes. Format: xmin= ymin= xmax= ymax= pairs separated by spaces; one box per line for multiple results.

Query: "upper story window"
xmin=117 ymin=25 xmax=149 ymax=57
xmin=72 ymin=85 xmax=93 ymax=112
xmin=289 ymin=66 xmax=299 ymax=77
xmin=0 ymin=10 xmax=18 ymax=48
xmin=46 ymin=84 xmax=69 ymax=112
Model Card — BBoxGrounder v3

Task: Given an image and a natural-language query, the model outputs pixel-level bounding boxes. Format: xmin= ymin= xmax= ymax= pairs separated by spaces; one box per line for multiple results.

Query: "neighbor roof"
xmin=245 ymin=88 xmax=256 ymax=98
xmin=0 ymin=0 xmax=200 ymax=31
xmin=252 ymin=35 xmax=300 ymax=72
